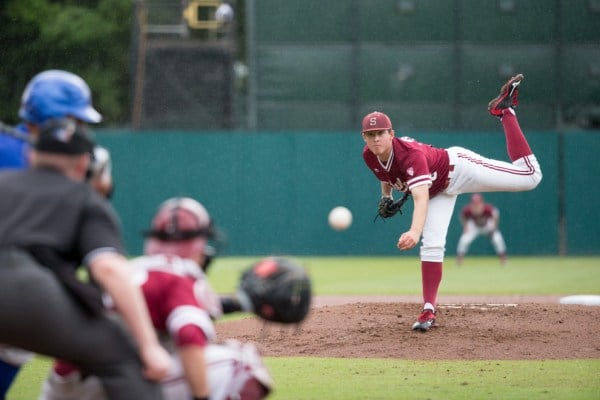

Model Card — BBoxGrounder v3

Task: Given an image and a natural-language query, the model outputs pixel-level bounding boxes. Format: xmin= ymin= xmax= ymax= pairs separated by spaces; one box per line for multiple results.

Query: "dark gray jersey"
xmin=0 ymin=166 xmax=125 ymax=314
xmin=0 ymin=167 xmax=124 ymax=263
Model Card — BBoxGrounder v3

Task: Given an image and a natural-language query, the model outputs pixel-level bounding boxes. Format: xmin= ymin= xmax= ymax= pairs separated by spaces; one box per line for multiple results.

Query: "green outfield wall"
xmin=97 ymin=130 xmax=598 ymax=256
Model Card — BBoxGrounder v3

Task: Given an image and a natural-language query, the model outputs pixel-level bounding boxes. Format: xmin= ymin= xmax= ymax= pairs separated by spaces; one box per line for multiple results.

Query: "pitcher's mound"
xmin=216 ymin=301 xmax=600 ymax=360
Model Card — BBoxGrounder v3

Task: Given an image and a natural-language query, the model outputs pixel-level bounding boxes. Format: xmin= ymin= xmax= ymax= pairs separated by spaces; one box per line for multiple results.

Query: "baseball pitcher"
xmin=362 ymin=74 xmax=541 ymax=331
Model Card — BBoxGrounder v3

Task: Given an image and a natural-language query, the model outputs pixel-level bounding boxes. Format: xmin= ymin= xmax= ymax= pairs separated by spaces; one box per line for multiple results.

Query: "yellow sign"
xmin=182 ymin=0 xmax=223 ymax=30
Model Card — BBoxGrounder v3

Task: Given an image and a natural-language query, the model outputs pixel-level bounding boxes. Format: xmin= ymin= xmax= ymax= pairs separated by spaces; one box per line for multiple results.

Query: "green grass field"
xmin=8 ymin=256 xmax=600 ymax=400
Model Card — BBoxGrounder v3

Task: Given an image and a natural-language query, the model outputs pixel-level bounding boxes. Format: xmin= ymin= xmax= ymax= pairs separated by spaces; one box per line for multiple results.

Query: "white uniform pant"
xmin=456 ymin=220 xmax=506 ymax=256
xmin=420 ymin=146 xmax=541 ymax=262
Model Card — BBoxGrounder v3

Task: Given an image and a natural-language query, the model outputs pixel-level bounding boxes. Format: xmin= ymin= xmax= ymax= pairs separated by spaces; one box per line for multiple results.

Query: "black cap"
xmin=35 ymin=118 xmax=96 ymax=155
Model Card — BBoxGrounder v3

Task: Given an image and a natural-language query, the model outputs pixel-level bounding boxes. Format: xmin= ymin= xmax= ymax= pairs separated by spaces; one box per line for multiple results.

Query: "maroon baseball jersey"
xmin=461 ymin=204 xmax=498 ymax=227
xmin=363 ymin=136 xmax=451 ymax=197
xmin=130 ymin=255 xmax=217 ymax=347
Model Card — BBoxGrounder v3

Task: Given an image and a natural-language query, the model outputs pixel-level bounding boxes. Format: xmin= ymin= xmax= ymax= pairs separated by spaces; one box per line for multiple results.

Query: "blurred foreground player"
xmin=361 ymin=74 xmax=541 ymax=331
xmin=0 ymin=118 xmax=171 ymax=400
xmin=0 ymin=143 xmax=114 ymax=399
xmin=40 ymin=197 xmax=274 ymax=400
xmin=456 ymin=193 xmax=507 ymax=265
xmin=0 ymin=69 xmax=112 ymax=399
xmin=0 ymin=69 xmax=169 ymax=400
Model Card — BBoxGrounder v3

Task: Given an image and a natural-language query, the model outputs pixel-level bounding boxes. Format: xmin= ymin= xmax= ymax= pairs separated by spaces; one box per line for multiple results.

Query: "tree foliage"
xmin=0 ymin=0 xmax=132 ymax=126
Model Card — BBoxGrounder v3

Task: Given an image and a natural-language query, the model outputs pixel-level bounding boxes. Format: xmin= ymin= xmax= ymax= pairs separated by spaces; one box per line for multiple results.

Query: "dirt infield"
xmin=215 ymin=296 xmax=600 ymax=360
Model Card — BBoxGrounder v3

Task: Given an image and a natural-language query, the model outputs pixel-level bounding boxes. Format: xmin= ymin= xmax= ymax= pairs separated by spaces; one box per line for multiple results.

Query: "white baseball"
xmin=328 ymin=206 xmax=353 ymax=231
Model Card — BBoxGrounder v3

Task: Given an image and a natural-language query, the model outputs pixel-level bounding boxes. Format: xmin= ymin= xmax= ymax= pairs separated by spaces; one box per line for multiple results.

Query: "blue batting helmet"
xmin=19 ymin=70 xmax=102 ymax=124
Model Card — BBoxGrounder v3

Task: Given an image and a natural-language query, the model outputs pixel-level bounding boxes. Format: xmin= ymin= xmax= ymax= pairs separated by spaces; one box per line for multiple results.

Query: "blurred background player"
xmin=40 ymin=197 xmax=273 ymax=400
xmin=362 ymin=74 xmax=541 ymax=332
xmin=456 ymin=193 xmax=507 ymax=266
xmin=0 ymin=70 xmax=168 ymax=399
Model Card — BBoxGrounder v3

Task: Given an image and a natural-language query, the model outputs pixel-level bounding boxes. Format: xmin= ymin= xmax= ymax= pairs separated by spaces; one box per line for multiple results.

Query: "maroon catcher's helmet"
xmin=143 ymin=197 xmax=216 ymax=267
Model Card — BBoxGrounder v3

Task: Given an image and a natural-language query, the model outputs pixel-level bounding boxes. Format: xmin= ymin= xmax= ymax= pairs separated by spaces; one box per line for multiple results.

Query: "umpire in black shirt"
xmin=0 ymin=119 xmax=171 ymax=399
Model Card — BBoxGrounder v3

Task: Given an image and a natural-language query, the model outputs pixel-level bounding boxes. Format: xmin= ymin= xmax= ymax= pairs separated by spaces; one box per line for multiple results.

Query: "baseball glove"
xmin=238 ymin=257 xmax=312 ymax=324
xmin=376 ymin=192 xmax=410 ymax=220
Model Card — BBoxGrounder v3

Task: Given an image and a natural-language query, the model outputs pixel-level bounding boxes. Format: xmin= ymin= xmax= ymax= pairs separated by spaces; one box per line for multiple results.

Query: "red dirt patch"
xmin=215 ymin=297 xmax=600 ymax=360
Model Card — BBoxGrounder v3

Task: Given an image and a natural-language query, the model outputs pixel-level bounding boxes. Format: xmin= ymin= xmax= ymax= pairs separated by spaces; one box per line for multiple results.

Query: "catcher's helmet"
xmin=19 ymin=70 xmax=102 ymax=124
xmin=143 ymin=197 xmax=218 ymax=269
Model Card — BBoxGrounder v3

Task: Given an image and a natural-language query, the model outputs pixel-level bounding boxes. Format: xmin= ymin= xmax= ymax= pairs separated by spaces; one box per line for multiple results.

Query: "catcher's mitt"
xmin=238 ymin=257 xmax=312 ymax=324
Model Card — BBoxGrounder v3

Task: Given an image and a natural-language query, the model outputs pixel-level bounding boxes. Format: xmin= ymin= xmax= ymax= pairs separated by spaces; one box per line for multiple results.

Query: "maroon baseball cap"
xmin=362 ymin=111 xmax=392 ymax=133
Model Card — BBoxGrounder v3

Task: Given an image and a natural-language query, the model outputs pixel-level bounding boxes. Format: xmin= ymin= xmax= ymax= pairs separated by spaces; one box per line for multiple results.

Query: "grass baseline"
xmin=9 ymin=357 xmax=600 ymax=400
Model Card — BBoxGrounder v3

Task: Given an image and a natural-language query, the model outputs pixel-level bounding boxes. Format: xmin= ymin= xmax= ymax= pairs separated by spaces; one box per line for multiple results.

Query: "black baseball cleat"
xmin=411 ymin=309 xmax=436 ymax=332
xmin=487 ymin=74 xmax=524 ymax=118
